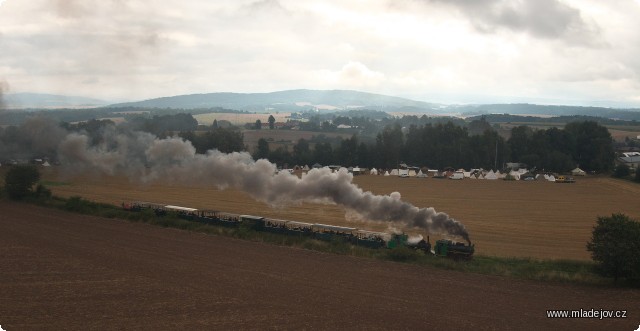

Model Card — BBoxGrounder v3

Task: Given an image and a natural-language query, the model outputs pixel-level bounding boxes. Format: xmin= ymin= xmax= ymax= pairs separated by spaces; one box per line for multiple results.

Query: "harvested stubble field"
xmin=193 ymin=112 xmax=291 ymax=126
xmin=41 ymin=168 xmax=640 ymax=261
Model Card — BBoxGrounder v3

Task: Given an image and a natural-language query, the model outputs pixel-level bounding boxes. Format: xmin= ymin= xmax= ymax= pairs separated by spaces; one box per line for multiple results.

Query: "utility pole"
xmin=494 ymin=139 xmax=498 ymax=170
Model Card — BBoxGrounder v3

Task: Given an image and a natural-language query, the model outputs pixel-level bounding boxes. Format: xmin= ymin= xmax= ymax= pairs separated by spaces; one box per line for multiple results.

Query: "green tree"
xmin=375 ymin=124 xmax=403 ymax=168
xmin=337 ymin=135 xmax=358 ymax=166
xmin=255 ymin=138 xmax=270 ymax=160
xmin=508 ymin=126 xmax=533 ymax=162
xmin=586 ymin=213 xmax=640 ymax=282
xmin=212 ymin=119 xmax=219 ymax=129
xmin=564 ymin=121 xmax=614 ymax=173
xmin=292 ymin=138 xmax=311 ymax=165
xmin=5 ymin=165 xmax=41 ymax=199
xmin=255 ymin=119 xmax=262 ymax=130
xmin=313 ymin=142 xmax=334 ymax=166
xmin=268 ymin=115 xmax=276 ymax=130
xmin=612 ymin=163 xmax=630 ymax=178
xmin=179 ymin=127 xmax=244 ymax=154
xmin=467 ymin=116 xmax=493 ymax=136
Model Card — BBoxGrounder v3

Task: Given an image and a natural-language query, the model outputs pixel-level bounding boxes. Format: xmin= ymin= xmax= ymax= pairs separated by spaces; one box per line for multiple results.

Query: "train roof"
xmin=286 ymin=221 xmax=313 ymax=227
xmin=165 ymin=205 xmax=198 ymax=212
xmin=240 ymin=215 xmax=264 ymax=221
xmin=312 ymin=223 xmax=357 ymax=231
xmin=355 ymin=229 xmax=386 ymax=236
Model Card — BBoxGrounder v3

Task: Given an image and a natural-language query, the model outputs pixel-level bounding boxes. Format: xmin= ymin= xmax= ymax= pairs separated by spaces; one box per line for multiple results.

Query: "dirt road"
xmin=1 ymin=201 xmax=638 ymax=330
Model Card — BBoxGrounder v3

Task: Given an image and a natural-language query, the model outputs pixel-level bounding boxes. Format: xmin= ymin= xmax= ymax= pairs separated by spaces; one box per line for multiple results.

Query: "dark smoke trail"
xmin=57 ymin=131 xmax=471 ymax=241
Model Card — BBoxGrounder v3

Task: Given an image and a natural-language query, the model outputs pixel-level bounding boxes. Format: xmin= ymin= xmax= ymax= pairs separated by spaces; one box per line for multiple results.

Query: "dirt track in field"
xmin=42 ymin=168 xmax=640 ymax=261
xmin=1 ymin=201 xmax=638 ymax=330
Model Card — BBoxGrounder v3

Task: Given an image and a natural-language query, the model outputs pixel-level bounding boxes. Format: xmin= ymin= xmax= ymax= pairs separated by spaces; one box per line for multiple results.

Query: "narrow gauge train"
xmin=122 ymin=201 xmax=474 ymax=259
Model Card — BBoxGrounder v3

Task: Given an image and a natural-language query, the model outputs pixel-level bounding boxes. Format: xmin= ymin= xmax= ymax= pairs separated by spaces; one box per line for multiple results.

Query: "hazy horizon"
xmin=2 ymin=1 xmax=640 ymax=108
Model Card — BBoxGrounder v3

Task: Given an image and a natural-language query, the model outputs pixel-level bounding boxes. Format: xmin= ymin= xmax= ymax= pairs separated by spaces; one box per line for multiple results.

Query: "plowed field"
xmin=40 ymin=168 xmax=640 ymax=260
xmin=1 ymin=201 xmax=638 ymax=330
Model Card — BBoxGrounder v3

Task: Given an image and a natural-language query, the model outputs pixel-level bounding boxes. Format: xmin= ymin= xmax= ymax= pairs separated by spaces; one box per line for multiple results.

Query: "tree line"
xmin=253 ymin=119 xmax=614 ymax=173
xmin=0 ymin=113 xmax=616 ymax=174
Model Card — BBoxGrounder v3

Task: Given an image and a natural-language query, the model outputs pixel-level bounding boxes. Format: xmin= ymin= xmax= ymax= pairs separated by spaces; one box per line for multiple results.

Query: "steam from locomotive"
xmin=57 ymin=130 xmax=471 ymax=242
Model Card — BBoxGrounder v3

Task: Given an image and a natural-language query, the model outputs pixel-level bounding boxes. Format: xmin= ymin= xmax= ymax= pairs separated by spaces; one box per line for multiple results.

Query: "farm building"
xmin=617 ymin=155 xmax=640 ymax=169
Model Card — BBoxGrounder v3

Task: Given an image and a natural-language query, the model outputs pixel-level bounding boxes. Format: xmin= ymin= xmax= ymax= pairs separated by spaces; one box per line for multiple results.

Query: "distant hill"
xmin=3 ymin=93 xmax=108 ymax=109
xmin=457 ymin=103 xmax=640 ymax=121
xmin=107 ymin=89 xmax=441 ymax=113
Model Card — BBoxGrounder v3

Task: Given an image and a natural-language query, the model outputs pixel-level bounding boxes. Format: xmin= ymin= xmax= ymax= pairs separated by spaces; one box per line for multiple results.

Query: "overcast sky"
xmin=1 ymin=0 xmax=640 ymax=106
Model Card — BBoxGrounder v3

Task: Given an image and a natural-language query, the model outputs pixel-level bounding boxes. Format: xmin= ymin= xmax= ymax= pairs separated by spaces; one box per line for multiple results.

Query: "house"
xmin=617 ymin=155 xmax=640 ymax=170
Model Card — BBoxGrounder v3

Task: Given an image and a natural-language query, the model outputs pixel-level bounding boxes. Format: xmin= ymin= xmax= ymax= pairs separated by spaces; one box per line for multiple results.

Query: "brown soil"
xmin=42 ymin=168 xmax=640 ymax=261
xmin=1 ymin=201 xmax=638 ymax=330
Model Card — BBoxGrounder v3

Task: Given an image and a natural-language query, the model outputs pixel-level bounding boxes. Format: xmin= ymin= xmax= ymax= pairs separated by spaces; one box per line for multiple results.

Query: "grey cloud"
xmin=38 ymin=1 xmax=165 ymax=77
xmin=421 ymin=0 xmax=602 ymax=46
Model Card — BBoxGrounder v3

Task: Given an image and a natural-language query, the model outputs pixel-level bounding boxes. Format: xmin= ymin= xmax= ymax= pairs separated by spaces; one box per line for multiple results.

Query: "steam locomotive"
xmin=122 ymin=201 xmax=475 ymax=259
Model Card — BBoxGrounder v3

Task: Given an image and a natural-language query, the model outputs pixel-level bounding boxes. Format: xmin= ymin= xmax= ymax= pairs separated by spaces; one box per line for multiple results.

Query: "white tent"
xmin=477 ymin=174 xmax=485 ymax=179
xmin=547 ymin=175 xmax=556 ymax=182
xmin=42 ymin=161 xmax=51 ymax=167
xmin=571 ymin=167 xmax=586 ymax=176
xmin=470 ymin=174 xmax=476 ymax=179
xmin=302 ymin=165 xmax=310 ymax=171
xmin=508 ymin=170 xmax=521 ymax=180
xmin=495 ymin=170 xmax=505 ymax=179
xmin=485 ymin=170 xmax=498 ymax=180
xmin=408 ymin=169 xmax=417 ymax=177
xmin=390 ymin=169 xmax=399 ymax=176
xmin=370 ymin=168 xmax=378 ymax=175
xmin=384 ymin=171 xmax=390 ymax=176
xmin=463 ymin=171 xmax=471 ymax=178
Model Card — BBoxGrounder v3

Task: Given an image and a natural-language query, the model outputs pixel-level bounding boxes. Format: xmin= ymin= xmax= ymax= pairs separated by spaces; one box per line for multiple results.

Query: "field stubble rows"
xmin=42 ymin=168 xmax=640 ymax=261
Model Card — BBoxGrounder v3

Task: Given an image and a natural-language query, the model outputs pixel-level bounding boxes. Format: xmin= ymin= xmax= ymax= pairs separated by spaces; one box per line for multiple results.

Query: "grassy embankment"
xmin=5 ymin=190 xmax=625 ymax=288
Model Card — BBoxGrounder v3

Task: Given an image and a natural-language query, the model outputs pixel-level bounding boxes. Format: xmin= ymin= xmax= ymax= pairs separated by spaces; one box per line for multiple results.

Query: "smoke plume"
xmin=57 ymin=130 xmax=471 ymax=242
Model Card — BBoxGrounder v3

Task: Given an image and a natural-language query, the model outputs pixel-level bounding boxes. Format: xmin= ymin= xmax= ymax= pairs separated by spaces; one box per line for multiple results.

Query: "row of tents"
xmin=285 ymin=164 xmax=587 ymax=180
xmin=368 ymin=167 xmax=587 ymax=181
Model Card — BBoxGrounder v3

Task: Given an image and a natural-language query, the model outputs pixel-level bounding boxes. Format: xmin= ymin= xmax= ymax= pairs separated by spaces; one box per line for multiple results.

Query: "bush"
xmin=64 ymin=196 xmax=89 ymax=212
xmin=586 ymin=213 xmax=640 ymax=283
xmin=35 ymin=184 xmax=52 ymax=198
xmin=4 ymin=165 xmax=40 ymax=199
xmin=386 ymin=246 xmax=421 ymax=262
